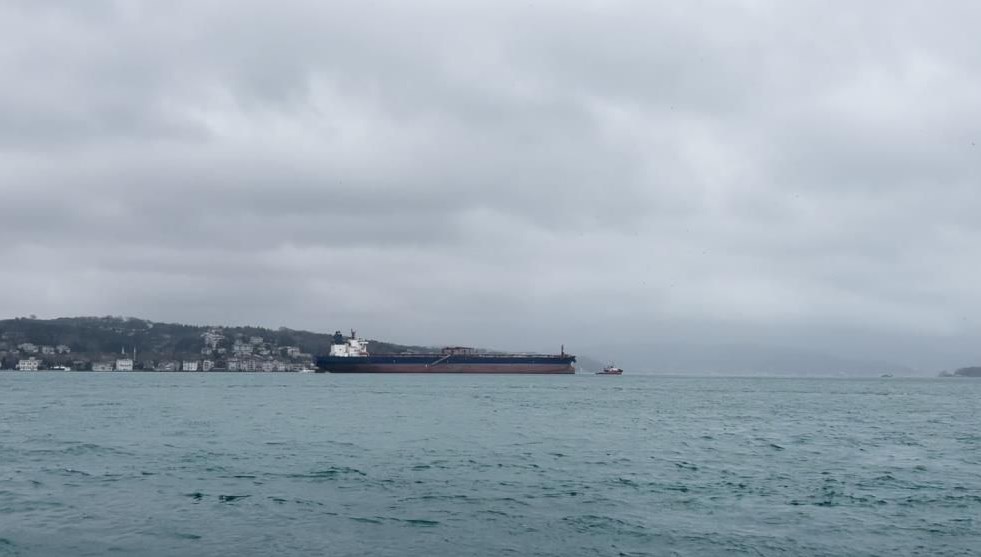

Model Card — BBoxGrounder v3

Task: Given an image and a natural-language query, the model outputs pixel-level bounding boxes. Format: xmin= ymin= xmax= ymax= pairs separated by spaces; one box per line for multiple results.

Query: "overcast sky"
xmin=2 ymin=1 xmax=979 ymax=370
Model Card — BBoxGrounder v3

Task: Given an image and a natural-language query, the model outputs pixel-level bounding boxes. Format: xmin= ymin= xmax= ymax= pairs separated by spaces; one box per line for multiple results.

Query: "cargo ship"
xmin=316 ymin=331 xmax=576 ymax=374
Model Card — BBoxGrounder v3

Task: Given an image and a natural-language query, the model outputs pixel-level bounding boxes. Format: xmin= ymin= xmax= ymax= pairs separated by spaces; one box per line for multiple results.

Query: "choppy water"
xmin=1 ymin=373 xmax=979 ymax=556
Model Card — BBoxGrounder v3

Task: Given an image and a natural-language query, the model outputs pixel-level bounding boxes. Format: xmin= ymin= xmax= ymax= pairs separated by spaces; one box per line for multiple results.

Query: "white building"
xmin=285 ymin=346 xmax=301 ymax=358
xmin=201 ymin=359 xmax=215 ymax=372
xmin=92 ymin=362 xmax=114 ymax=372
xmin=115 ymin=359 xmax=134 ymax=371
xmin=182 ymin=361 xmax=199 ymax=372
xmin=202 ymin=329 xmax=224 ymax=350
xmin=56 ymin=344 xmax=71 ymax=354
xmin=18 ymin=343 xmax=38 ymax=354
xmin=17 ymin=358 xmax=40 ymax=371
xmin=41 ymin=345 xmax=55 ymax=355
xmin=249 ymin=336 xmax=264 ymax=346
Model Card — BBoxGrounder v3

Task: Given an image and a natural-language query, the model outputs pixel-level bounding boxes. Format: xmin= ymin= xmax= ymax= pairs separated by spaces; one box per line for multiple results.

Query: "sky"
xmin=2 ymin=1 xmax=980 ymax=371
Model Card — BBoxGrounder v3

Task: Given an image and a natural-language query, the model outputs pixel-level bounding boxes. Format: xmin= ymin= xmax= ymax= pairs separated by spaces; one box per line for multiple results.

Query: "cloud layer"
xmin=3 ymin=1 xmax=980 ymax=370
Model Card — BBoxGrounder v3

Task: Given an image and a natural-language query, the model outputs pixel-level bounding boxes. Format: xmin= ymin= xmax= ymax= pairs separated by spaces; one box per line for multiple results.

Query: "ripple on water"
xmin=284 ymin=467 xmax=367 ymax=480
xmin=349 ymin=516 xmax=440 ymax=527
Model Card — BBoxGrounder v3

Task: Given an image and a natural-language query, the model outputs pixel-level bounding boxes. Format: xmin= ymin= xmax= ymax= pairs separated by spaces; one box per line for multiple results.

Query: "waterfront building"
xmin=92 ymin=362 xmax=114 ymax=372
xmin=17 ymin=358 xmax=40 ymax=371
xmin=182 ymin=361 xmax=199 ymax=372
xmin=202 ymin=359 xmax=215 ymax=372
xmin=115 ymin=359 xmax=134 ymax=371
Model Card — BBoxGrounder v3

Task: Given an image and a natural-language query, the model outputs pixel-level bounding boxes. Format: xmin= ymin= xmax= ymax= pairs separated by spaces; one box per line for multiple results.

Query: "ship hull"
xmin=317 ymin=355 xmax=575 ymax=374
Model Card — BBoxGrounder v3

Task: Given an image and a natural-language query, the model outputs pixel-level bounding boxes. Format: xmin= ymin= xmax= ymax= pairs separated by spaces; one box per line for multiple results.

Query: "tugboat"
xmin=596 ymin=364 xmax=623 ymax=375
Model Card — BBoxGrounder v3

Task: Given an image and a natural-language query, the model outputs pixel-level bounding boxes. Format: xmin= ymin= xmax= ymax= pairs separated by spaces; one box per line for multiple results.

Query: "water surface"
xmin=1 ymin=373 xmax=979 ymax=556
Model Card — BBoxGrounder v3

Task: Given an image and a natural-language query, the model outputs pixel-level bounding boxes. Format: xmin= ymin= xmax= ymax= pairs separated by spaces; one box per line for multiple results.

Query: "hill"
xmin=0 ymin=316 xmax=429 ymax=370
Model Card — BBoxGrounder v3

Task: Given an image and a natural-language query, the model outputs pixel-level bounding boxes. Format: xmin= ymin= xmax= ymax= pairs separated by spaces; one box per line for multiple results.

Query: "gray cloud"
xmin=2 ymin=0 xmax=980 ymax=372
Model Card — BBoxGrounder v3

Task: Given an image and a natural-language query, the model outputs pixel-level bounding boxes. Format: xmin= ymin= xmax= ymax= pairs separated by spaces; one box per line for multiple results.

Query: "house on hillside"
xmin=202 ymin=329 xmax=224 ymax=350
xmin=232 ymin=342 xmax=253 ymax=355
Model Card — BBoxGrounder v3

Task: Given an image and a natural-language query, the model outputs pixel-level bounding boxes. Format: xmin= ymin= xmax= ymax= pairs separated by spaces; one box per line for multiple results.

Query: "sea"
xmin=1 ymin=373 xmax=979 ymax=557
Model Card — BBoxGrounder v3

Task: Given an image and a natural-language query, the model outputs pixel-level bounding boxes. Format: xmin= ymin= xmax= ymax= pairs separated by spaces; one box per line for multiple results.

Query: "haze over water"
xmin=1 ymin=373 xmax=979 ymax=556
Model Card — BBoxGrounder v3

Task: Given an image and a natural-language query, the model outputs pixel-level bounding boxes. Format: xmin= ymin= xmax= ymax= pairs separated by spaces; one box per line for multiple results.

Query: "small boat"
xmin=297 ymin=368 xmax=316 ymax=374
xmin=596 ymin=364 xmax=623 ymax=375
